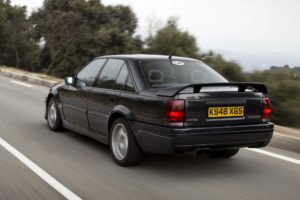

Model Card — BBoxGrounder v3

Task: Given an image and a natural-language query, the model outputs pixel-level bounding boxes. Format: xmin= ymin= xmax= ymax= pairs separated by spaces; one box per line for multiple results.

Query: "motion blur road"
xmin=0 ymin=75 xmax=300 ymax=200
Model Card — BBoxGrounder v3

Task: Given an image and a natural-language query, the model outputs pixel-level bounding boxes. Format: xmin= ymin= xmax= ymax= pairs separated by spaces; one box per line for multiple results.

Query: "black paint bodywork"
xmin=45 ymin=55 xmax=273 ymax=154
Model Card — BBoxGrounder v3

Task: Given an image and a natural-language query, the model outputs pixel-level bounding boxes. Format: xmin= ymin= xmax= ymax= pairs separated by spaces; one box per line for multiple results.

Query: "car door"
xmin=87 ymin=59 xmax=125 ymax=135
xmin=61 ymin=59 xmax=107 ymax=127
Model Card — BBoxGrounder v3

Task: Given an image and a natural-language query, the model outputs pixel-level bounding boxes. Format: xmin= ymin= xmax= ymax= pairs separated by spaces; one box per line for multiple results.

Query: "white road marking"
xmin=10 ymin=80 xmax=34 ymax=88
xmin=274 ymin=131 xmax=300 ymax=141
xmin=247 ymin=148 xmax=300 ymax=165
xmin=0 ymin=137 xmax=82 ymax=200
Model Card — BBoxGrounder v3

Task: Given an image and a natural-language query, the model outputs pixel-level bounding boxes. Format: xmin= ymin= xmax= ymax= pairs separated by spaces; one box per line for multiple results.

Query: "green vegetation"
xmin=145 ymin=18 xmax=200 ymax=58
xmin=0 ymin=0 xmax=39 ymax=70
xmin=30 ymin=0 xmax=142 ymax=77
xmin=246 ymin=69 xmax=300 ymax=128
xmin=0 ymin=0 xmax=299 ymax=128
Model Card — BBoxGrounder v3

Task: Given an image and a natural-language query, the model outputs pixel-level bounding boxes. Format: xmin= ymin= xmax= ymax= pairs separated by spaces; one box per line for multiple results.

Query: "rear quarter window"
xmin=114 ymin=65 xmax=129 ymax=91
xmin=125 ymin=76 xmax=135 ymax=93
xmin=96 ymin=59 xmax=124 ymax=89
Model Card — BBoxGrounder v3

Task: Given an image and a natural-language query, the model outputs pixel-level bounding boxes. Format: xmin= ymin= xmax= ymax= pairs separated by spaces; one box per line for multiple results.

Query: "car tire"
xmin=210 ymin=149 xmax=239 ymax=158
xmin=47 ymin=97 xmax=63 ymax=131
xmin=110 ymin=118 xmax=144 ymax=166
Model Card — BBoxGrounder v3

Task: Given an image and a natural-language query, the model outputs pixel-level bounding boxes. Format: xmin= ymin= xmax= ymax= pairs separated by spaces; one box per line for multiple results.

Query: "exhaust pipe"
xmin=196 ymin=148 xmax=211 ymax=155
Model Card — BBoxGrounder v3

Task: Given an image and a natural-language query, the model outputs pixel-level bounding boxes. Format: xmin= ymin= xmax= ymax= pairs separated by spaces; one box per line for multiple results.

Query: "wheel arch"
xmin=46 ymin=93 xmax=54 ymax=105
xmin=108 ymin=105 xmax=135 ymax=134
xmin=45 ymin=92 xmax=62 ymax=120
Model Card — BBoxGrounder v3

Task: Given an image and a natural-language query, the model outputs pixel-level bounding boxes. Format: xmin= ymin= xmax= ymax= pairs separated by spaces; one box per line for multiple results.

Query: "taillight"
xmin=165 ymin=100 xmax=185 ymax=122
xmin=262 ymin=98 xmax=271 ymax=119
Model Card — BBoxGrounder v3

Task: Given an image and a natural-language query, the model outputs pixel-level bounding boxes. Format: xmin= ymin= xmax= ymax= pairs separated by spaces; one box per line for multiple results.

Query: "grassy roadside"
xmin=0 ymin=66 xmax=63 ymax=82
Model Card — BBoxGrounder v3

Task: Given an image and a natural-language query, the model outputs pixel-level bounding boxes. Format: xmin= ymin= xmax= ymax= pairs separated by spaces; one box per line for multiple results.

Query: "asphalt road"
xmin=0 ymin=75 xmax=300 ymax=200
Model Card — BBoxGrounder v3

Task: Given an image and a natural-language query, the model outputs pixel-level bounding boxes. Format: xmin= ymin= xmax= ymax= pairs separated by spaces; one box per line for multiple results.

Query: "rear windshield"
xmin=139 ymin=59 xmax=227 ymax=87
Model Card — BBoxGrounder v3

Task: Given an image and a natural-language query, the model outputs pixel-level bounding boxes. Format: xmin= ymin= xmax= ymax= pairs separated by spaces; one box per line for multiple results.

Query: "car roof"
xmin=95 ymin=54 xmax=198 ymax=61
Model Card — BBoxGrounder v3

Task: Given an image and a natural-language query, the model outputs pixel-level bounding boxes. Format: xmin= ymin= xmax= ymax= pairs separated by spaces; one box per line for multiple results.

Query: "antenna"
xmin=169 ymin=47 xmax=177 ymax=61
xmin=168 ymin=54 xmax=175 ymax=78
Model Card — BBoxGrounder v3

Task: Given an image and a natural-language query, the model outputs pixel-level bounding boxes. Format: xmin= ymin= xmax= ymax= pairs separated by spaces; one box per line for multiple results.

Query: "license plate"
xmin=208 ymin=106 xmax=244 ymax=118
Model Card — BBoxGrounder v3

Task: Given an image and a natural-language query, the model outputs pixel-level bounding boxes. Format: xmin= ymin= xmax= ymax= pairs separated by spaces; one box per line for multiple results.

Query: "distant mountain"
xmin=211 ymin=49 xmax=300 ymax=72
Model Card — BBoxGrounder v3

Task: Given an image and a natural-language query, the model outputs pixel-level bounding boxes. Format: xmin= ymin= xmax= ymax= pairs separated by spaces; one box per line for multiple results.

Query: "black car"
xmin=45 ymin=54 xmax=273 ymax=166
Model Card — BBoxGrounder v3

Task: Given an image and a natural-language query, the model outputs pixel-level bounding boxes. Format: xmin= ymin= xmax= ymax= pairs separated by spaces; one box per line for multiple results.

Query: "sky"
xmin=10 ymin=0 xmax=300 ymax=69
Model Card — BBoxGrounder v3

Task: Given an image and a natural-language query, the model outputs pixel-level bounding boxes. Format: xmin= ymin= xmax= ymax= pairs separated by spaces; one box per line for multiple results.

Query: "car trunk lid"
xmin=158 ymin=83 xmax=269 ymax=127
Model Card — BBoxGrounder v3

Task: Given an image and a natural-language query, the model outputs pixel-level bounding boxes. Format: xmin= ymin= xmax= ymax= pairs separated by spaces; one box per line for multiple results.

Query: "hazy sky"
xmin=10 ymin=0 xmax=300 ymax=57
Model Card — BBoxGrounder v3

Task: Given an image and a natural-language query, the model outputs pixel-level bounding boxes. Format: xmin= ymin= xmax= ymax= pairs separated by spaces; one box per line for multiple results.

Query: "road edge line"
xmin=274 ymin=131 xmax=300 ymax=141
xmin=247 ymin=148 xmax=300 ymax=165
xmin=0 ymin=137 xmax=82 ymax=200
xmin=11 ymin=80 xmax=34 ymax=88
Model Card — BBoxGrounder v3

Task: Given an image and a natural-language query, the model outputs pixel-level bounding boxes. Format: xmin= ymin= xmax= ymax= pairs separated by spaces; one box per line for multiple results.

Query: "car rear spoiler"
xmin=157 ymin=82 xmax=268 ymax=97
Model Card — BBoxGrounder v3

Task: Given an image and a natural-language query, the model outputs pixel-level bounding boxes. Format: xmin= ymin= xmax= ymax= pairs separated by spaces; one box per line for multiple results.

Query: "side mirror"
xmin=65 ymin=76 xmax=75 ymax=86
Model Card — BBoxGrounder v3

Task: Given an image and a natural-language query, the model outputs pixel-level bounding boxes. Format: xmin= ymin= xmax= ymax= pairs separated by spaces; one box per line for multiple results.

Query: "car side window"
xmin=114 ymin=65 xmax=129 ymax=91
xmin=96 ymin=59 xmax=124 ymax=89
xmin=125 ymin=75 xmax=135 ymax=93
xmin=76 ymin=59 xmax=106 ymax=87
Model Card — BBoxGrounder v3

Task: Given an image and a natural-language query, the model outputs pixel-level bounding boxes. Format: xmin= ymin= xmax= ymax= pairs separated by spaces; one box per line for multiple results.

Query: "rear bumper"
xmin=131 ymin=122 xmax=274 ymax=154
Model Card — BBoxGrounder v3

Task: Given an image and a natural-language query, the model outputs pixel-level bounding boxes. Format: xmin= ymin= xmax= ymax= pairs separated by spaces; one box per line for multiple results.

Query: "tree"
xmin=145 ymin=18 xmax=200 ymax=58
xmin=0 ymin=0 xmax=38 ymax=69
xmin=31 ymin=0 xmax=142 ymax=77
xmin=31 ymin=0 xmax=91 ymax=74
xmin=201 ymin=52 xmax=245 ymax=81
xmin=144 ymin=17 xmax=245 ymax=82
xmin=247 ymin=69 xmax=300 ymax=128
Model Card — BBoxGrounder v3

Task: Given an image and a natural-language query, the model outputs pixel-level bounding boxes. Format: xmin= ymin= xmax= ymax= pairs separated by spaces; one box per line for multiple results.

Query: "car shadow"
xmin=135 ymin=153 xmax=256 ymax=180
xmin=44 ymin=125 xmax=258 ymax=180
